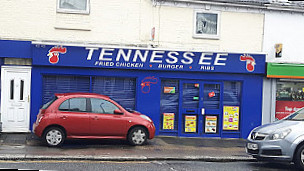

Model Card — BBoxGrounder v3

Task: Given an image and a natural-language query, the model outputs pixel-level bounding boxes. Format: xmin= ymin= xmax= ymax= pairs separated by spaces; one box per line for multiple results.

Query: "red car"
xmin=33 ymin=93 xmax=155 ymax=147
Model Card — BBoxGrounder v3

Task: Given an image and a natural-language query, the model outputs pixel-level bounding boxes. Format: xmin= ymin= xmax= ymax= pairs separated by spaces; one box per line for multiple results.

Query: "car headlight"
xmin=269 ymin=129 xmax=291 ymax=140
xmin=140 ymin=115 xmax=152 ymax=122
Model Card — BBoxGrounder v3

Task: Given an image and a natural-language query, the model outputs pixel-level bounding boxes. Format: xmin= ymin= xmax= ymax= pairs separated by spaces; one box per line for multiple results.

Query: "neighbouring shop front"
xmin=267 ymin=63 xmax=304 ymax=121
xmin=0 ymin=40 xmax=266 ymax=139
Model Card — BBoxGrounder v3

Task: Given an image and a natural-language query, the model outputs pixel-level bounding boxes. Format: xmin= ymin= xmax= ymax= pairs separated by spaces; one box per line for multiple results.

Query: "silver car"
xmin=246 ymin=107 xmax=304 ymax=170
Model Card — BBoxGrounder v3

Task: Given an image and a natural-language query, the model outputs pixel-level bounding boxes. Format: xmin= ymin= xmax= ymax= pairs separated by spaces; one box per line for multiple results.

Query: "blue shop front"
xmin=1 ymin=40 xmax=266 ymax=139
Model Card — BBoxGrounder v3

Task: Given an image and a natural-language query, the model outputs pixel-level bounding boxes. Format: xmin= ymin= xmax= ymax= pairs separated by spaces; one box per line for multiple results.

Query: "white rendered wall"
xmin=264 ymin=11 xmax=304 ymax=63
xmin=0 ymin=0 xmax=264 ymax=53
xmin=156 ymin=5 xmax=264 ymax=52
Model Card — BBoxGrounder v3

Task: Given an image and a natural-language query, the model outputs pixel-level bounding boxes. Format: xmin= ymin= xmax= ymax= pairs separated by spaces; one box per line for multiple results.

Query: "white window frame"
xmin=57 ymin=0 xmax=90 ymax=14
xmin=193 ymin=10 xmax=220 ymax=39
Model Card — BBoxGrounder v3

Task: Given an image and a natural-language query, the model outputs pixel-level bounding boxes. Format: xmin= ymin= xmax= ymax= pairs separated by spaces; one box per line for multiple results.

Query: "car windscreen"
xmin=285 ymin=108 xmax=304 ymax=121
xmin=41 ymin=97 xmax=58 ymax=109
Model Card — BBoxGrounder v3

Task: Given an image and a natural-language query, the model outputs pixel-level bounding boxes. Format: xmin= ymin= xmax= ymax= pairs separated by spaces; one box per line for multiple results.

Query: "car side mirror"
xmin=114 ymin=109 xmax=124 ymax=115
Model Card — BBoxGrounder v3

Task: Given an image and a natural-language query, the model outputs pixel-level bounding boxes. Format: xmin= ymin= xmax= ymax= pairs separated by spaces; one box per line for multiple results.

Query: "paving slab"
xmin=0 ymin=133 xmax=255 ymax=162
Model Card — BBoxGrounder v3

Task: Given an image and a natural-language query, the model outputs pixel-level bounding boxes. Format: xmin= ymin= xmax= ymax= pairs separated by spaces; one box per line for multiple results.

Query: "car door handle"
xmin=60 ymin=116 xmax=67 ymax=120
xmin=92 ymin=116 xmax=99 ymax=120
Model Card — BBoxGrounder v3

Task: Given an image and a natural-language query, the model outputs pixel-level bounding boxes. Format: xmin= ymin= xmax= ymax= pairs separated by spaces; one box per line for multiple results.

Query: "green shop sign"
xmin=267 ymin=63 xmax=304 ymax=79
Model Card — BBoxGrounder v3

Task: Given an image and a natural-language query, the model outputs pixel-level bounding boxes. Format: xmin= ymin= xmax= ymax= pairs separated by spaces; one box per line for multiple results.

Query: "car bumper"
xmin=32 ymin=122 xmax=43 ymax=138
xmin=148 ymin=122 xmax=156 ymax=139
xmin=246 ymin=139 xmax=293 ymax=162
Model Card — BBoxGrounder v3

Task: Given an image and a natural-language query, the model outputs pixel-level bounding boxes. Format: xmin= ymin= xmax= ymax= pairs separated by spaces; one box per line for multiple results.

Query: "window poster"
xmin=205 ymin=115 xmax=217 ymax=133
xmin=185 ymin=115 xmax=197 ymax=133
xmin=164 ymin=87 xmax=176 ymax=94
xmin=223 ymin=106 xmax=239 ymax=131
xmin=163 ymin=113 xmax=175 ymax=130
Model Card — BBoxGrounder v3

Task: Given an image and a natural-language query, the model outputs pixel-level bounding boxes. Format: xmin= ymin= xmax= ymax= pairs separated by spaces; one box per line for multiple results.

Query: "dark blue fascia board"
xmin=0 ymin=40 xmax=32 ymax=58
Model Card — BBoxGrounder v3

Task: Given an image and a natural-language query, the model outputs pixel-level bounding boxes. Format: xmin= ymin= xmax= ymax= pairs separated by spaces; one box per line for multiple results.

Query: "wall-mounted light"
xmin=275 ymin=43 xmax=283 ymax=58
xmin=151 ymin=27 xmax=155 ymax=41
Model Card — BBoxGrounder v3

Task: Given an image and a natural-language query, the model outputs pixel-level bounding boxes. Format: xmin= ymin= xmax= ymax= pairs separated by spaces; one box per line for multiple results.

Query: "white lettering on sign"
xmin=99 ymin=48 xmax=114 ymax=61
xmin=133 ymin=50 xmax=148 ymax=63
xmin=150 ymin=51 xmax=165 ymax=63
xmin=158 ymin=64 xmax=184 ymax=69
xmin=86 ymin=47 xmax=98 ymax=60
xmin=199 ymin=53 xmax=212 ymax=65
xmin=285 ymin=106 xmax=302 ymax=112
xmin=166 ymin=51 xmax=179 ymax=64
xmin=116 ymin=49 xmax=132 ymax=62
xmin=214 ymin=53 xmax=227 ymax=66
xmin=182 ymin=52 xmax=194 ymax=64
xmin=84 ymin=47 xmax=238 ymax=71
xmin=116 ymin=62 xmax=144 ymax=68
xmin=200 ymin=66 xmax=215 ymax=71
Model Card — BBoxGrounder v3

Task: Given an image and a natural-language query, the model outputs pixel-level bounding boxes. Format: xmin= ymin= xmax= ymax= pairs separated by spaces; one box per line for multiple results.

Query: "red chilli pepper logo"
xmin=47 ymin=46 xmax=67 ymax=64
xmin=240 ymin=54 xmax=256 ymax=72
xmin=141 ymin=76 xmax=158 ymax=94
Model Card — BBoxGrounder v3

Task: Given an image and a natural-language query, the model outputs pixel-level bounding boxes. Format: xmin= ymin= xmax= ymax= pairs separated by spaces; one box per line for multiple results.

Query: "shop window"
xmin=57 ymin=0 xmax=90 ymax=14
xmin=42 ymin=75 xmax=136 ymax=111
xmin=223 ymin=81 xmax=242 ymax=106
xmin=203 ymin=84 xmax=220 ymax=109
xmin=275 ymin=80 xmax=304 ymax=120
xmin=182 ymin=83 xmax=199 ymax=109
xmin=92 ymin=77 xmax=136 ymax=110
xmin=42 ymin=75 xmax=90 ymax=104
xmin=160 ymin=79 xmax=179 ymax=131
xmin=193 ymin=10 xmax=220 ymax=39
xmin=223 ymin=81 xmax=241 ymax=132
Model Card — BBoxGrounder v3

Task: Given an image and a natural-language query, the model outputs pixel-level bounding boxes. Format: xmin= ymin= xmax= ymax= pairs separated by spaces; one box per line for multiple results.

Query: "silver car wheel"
xmin=131 ymin=129 xmax=146 ymax=145
xmin=46 ymin=129 xmax=63 ymax=146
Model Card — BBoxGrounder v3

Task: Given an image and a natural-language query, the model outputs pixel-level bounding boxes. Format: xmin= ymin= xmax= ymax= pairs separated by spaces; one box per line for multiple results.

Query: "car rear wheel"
xmin=294 ymin=144 xmax=304 ymax=170
xmin=43 ymin=127 xmax=65 ymax=147
xmin=128 ymin=127 xmax=148 ymax=146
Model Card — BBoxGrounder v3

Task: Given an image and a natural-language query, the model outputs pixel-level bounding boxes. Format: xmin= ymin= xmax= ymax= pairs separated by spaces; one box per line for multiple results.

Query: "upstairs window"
xmin=57 ymin=0 xmax=90 ymax=14
xmin=193 ymin=10 xmax=220 ymax=39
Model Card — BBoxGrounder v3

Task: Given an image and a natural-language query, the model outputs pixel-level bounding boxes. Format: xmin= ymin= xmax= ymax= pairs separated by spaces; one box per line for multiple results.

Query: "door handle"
xmin=60 ymin=116 xmax=67 ymax=120
xmin=93 ymin=116 xmax=99 ymax=120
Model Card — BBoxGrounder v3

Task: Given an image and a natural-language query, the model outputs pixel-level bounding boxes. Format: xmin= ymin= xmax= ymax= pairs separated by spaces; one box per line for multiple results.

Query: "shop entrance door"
xmin=179 ymin=81 xmax=222 ymax=137
xmin=1 ymin=66 xmax=31 ymax=132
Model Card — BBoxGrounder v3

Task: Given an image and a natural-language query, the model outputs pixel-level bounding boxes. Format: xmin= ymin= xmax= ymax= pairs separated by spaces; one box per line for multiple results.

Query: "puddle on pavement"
xmin=0 ymin=144 xmax=26 ymax=149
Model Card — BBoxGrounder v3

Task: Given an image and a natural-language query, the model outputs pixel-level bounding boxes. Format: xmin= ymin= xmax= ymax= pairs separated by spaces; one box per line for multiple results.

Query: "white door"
xmin=1 ymin=66 xmax=31 ymax=132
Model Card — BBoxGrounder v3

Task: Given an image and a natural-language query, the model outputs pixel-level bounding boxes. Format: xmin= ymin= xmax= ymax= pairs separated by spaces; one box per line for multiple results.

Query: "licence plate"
xmin=247 ymin=143 xmax=258 ymax=150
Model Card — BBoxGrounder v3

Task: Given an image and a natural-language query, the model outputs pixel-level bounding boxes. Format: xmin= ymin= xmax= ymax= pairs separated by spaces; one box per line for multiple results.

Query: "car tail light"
xmin=38 ymin=115 xmax=44 ymax=123
xmin=40 ymin=109 xmax=46 ymax=115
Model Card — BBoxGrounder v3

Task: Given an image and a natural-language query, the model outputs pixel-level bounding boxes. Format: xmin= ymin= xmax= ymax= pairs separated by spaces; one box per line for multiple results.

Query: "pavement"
xmin=0 ymin=133 xmax=255 ymax=162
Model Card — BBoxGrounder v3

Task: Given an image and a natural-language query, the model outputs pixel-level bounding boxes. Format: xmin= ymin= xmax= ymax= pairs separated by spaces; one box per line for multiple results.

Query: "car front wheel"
xmin=43 ymin=127 xmax=65 ymax=147
xmin=128 ymin=127 xmax=148 ymax=146
xmin=294 ymin=144 xmax=304 ymax=170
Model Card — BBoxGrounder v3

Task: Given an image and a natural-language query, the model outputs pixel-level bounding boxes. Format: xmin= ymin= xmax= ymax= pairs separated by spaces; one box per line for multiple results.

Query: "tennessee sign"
xmin=32 ymin=45 xmax=266 ymax=74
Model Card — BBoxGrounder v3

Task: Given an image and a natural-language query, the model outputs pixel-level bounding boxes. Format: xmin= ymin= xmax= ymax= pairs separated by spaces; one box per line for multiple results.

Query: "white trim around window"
xmin=193 ymin=10 xmax=221 ymax=39
xmin=57 ymin=0 xmax=90 ymax=14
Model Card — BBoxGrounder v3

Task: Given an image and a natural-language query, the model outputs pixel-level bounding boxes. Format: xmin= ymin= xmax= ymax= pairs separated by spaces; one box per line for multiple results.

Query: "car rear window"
xmin=41 ymin=97 xmax=58 ymax=109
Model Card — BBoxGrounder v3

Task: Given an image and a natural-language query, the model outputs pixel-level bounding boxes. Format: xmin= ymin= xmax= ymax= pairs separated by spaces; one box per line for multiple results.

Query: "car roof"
xmin=55 ymin=92 xmax=110 ymax=99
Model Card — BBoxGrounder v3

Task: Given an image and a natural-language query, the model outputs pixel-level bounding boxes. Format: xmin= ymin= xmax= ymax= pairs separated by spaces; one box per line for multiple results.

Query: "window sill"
xmin=57 ymin=9 xmax=90 ymax=15
xmin=193 ymin=35 xmax=220 ymax=40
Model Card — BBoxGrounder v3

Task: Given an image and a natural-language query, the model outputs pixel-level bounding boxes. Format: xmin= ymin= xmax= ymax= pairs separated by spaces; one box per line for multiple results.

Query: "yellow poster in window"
xmin=205 ymin=115 xmax=217 ymax=133
xmin=185 ymin=115 xmax=197 ymax=133
xmin=163 ymin=113 xmax=174 ymax=130
xmin=223 ymin=106 xmax=239 ymax=131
